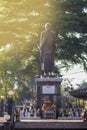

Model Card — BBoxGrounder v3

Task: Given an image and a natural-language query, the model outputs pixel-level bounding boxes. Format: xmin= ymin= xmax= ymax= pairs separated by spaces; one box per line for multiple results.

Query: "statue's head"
xmin=45 ymin=23 xmax=52 ymax=31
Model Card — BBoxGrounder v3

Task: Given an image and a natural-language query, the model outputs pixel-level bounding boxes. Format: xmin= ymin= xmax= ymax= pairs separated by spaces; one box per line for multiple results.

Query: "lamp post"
xmin=7 ymin=90 xmax=14 ymax=117
xmin=7 ymin=90 xmax=15 ymax=130
xmin=0 ymin=96 xmax=4 ymax=117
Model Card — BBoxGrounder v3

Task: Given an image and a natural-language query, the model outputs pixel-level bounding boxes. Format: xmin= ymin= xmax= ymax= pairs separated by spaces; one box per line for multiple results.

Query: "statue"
xmin=40 ymin=23 xmax=56 ymax=75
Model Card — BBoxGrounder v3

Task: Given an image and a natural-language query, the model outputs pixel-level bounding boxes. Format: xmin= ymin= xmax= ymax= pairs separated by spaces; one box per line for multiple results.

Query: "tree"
xmin=0 ymin=0 xmax=87 ymax=72
xmin=0 ymin=0 xmax=87 ymax=101
xmin=61 ymin=78 xmax=74 ymax=108
xmin=51 ymin=0 xmax=87 ymax=71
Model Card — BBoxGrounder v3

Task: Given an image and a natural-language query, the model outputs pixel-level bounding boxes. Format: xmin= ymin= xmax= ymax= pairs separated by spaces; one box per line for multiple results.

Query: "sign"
xmin=42 ymin=85 xmax=55 ymax=94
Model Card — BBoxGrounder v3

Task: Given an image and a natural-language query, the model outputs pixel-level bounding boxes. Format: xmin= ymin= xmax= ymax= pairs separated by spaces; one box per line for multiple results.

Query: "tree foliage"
xmin=51 ymin=0 xmax=87 ymax=71
xmin=0 ymin=0 xmax=87 ymax=100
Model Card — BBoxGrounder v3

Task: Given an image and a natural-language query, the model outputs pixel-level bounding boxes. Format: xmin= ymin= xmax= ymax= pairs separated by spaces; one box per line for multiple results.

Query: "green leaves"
xmin=0 ymin=0 xmax=87 ymax=101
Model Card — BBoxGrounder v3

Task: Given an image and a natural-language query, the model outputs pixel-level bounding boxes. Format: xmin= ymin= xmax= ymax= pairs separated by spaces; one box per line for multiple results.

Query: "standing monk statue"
xmin=40 ymin=23 xmax=56 ymax=75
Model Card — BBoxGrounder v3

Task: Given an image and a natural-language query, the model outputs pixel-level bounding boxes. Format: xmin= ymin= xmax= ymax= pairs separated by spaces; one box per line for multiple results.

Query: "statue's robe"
xmin=40 ymin=30 xmax=56 ymax=74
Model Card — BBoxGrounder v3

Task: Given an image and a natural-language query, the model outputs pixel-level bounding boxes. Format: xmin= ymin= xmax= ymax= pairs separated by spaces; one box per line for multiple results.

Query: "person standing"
xmin=23 ymin=103 xmax=27 ymax=117
xmin=30 ymin=105 xmax=35 ymax=117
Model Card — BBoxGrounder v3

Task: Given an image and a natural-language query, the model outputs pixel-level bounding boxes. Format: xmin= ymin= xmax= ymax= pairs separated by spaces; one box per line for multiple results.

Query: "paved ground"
xmin=15 ymin=119 xmax=87 ymax=129
xmin=15 ymin=110 xmax=86 ymax=129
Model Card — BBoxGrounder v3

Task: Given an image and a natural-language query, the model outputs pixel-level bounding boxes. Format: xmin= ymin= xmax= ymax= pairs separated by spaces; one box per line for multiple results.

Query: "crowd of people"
xmin=15 ymin=99 xmax=36 ymax=121
xmin=14 ymin=99 xmax=87 ymax=121
xmin=58 ymin=108 xmax=81 ymax=117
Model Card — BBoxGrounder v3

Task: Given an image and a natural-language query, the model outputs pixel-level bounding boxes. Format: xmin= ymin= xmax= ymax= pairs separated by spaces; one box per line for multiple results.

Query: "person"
xmin=42 ymin=103 xmax=46 ymax=112
xmin=82 ymin=109 xmax=87 ymax=121
xmin=23 ymin=103 xmax=27 ymax=117
xmin=15 ymin=108 xmax=20 ymax=122
xmin=41 ymin=103 xmax=47 ymax=118
xmin=36 ymin=108 xmax=41 ymax=117
xmin=30 ymin=105 xmax=35 ymax=117
xmin=51 ymin=103 xmax=57 ymax=119
xmin=40 ymin=23 xmax=56 ymax=75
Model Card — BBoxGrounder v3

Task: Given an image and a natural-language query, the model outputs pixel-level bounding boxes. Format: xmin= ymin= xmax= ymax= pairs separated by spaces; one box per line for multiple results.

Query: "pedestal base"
xmin=35 ymin=76 xmax=62 ymax=119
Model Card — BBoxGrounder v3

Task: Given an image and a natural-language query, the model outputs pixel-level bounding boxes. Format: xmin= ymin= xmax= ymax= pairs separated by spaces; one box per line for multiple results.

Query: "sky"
xmin=61 ymin=64 xmax=87 ymax=89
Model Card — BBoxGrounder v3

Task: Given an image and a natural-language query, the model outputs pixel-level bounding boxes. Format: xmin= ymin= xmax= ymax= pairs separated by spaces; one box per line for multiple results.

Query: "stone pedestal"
xmin=35 ymin=76 xmax=62 ymax=118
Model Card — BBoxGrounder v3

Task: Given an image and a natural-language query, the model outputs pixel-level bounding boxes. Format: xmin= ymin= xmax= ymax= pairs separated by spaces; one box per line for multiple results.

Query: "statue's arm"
xmin=53 ymin=32 xmax=57 ymax=54
xmin=40 ymin=32 xmax=43 ymax=43
xmin=40 ymin=31 xmax=45 ymax=51
xmin=39 ymin=31 xmax=44 ymax=59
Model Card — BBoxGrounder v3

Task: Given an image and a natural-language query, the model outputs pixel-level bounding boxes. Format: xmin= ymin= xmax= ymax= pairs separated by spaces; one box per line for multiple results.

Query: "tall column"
xmin=0 ymin=98 xmax=4 ymax=117
xmin=7 ymin=97 xmax=13 ymax=119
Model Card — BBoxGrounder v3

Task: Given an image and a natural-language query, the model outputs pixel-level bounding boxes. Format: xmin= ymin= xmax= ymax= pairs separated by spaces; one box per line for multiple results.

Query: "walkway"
xmin=15 ymin=119 xmax=87 ymax=129
xmin=14 ymin=110 xmax=87 ymax=130
xmin=15 ymin=108 xmax=87 ymax=130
